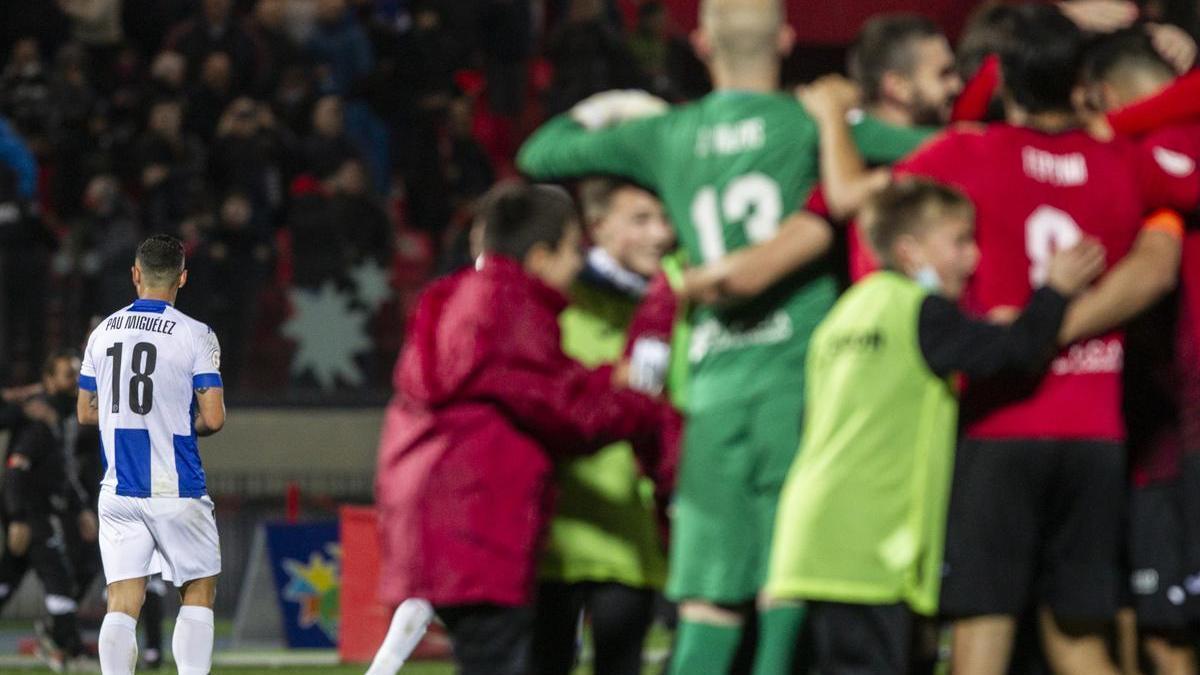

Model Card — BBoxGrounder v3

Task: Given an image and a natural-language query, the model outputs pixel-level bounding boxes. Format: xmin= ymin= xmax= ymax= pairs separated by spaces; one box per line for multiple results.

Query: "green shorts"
xmin=666 ymin=391 xmax=805 ymax=604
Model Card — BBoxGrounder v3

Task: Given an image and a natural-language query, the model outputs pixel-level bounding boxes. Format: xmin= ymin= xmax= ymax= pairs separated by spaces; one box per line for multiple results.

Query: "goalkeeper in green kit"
xmin=518 ymin=1 xmax=836 ymax=672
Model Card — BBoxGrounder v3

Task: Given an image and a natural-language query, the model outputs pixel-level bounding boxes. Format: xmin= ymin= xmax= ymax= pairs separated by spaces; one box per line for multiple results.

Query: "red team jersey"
xmin=1126 ymin=122 xmax=1200 ymax=484
xmin=897 ymin=124 xmax=1150 ymax=441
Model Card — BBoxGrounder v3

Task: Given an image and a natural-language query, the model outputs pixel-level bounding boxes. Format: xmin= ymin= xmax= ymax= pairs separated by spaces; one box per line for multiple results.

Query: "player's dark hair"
xmin=135 ymin=234 xmax=186 ymax=288
xmin=999 ymin=3 xmax=1085 ymax=114
xmin=481 ymin=184 xmax=577 ymax=261
xmin=1081 ymin=28 xmax=1175 ymax=88
xmin=849 ymin=14 xmax=943 ymax=106
xmin=956 ymin=2 xmax=1021 ymax=80
xmin=861 ymin=178 xmax=974 ymax=267
xmin=578 ymin=177 xmax=647 ymax=226
xmin=42 ymin=348 xmax=80 ymax=377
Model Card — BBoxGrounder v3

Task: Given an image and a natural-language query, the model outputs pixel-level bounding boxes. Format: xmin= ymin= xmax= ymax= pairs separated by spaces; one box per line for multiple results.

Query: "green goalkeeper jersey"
xmin=518 ymin=92 xmax=837 ymax=412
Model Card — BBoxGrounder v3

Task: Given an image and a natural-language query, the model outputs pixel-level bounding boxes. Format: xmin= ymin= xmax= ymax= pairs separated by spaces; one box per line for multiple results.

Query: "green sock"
xmin=750 ymin=603 xmax=807 ymax=675
xmin=669 ymin=619 xmax=743 ymax=675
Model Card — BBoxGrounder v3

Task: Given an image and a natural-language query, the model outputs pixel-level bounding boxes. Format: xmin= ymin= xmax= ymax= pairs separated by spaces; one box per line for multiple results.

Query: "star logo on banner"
xmin=282 ymin=282 xmax=371 ymax=389
xmin=348 ymin=259 xmax=392 ymax=313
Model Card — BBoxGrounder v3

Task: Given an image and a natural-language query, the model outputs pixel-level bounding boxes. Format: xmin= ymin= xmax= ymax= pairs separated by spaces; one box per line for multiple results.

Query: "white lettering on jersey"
xmin=1050 ymin=337 xmax=1123 ymax=375
xmin=1021 ymin=147 xmax=1088 ymax=186
xmin=695 ymin=118 xmax=766 ymax=157
xmin=1153 ymin=146 xmax=1196 ymax=178
xmin=80 ymin=301 xmax=222 ymax=499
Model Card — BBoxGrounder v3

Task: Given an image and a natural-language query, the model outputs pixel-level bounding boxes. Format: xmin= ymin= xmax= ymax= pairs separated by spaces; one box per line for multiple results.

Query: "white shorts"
xmin=98 ymin=492 xmax=221 ymax=587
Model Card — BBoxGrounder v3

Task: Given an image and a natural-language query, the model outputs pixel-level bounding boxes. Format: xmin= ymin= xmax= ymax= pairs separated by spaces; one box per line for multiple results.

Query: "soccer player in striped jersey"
xmin=77 ymin=234 xmax=225 ymax=675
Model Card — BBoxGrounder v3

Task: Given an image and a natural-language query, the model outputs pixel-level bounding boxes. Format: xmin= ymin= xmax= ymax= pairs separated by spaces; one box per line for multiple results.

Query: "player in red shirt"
xmin=1082 ymin=29 xmax=1200 ymax=674
xmin=893 ymin=6 xmax=1181 ymax=674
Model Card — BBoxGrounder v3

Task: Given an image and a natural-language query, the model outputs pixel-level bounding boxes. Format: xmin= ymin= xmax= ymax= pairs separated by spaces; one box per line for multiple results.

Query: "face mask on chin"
xmin=913 ymin=264 xmax=943 ymax=293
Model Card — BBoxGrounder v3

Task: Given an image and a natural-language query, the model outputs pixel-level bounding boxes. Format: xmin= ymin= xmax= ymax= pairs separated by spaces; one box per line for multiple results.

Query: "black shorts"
xmin=808 ymin=602 xmax=912 ymax=675
xmin=1128 ymin=481 xmax=1191 ymax=631
xmin=940 ymin=438 xmax=1125 ymax=621
xmin=437 ymin=604 xmax=533 ymax=675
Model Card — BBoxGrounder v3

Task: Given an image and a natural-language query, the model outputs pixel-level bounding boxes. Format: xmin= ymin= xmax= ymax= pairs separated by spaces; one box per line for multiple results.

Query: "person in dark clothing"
xmin=329 ymin=158 xmax=392 ymax=267
xmin=209 ymin=97 xmax=293 ymax=221
xmin=543 ymin=0 xmax=647 ymax=117
xmin=0 ymin=352 xmax=95 ymax=670
xmin=70 ymin=175 xmax=142 ymax=330
xmin=185 ymin=51 xmax=237 ymax=143
xmin=1 ymin=37 xmax=53 ymax=150
xmin=302 ymin=94 xmax=360 ymax=179
xmin=245 ymin=0 xmax=304 ymax=96
xmin=163 ymin=0 xmax=260 ymax=92
xmin=47 ymin=43 xmax=100 ymax=221
xmin=188 ymin=191 xmax=273 ymax=388
xmin=137 ymin=98 xmax=206 ymax=235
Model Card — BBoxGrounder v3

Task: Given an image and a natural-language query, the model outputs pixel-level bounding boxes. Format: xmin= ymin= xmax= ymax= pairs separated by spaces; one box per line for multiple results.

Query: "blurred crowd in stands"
xmin=0 ymin=0 xmax=708 ymax=394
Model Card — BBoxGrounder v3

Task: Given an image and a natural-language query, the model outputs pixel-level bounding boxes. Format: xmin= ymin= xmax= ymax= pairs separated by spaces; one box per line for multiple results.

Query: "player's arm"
xmin=516 ymin=108 xmax=665 ymax=187
xmin=76 ymin=389 xmax=98 ymax=426
xmin=797 ymin=75 xmax=891 ymax=220
xmin=193 ymin=386 xmax=225 ymax=437
xmin=192 ymin=328 xmax=225 ymax=436
xmin=919 ymin=240 xmax=1106 ymax=377
xmin=1058 ymin=211 xmax=1183 ymax=344
xmin=680 ymin=210 xmax=834 ymax=305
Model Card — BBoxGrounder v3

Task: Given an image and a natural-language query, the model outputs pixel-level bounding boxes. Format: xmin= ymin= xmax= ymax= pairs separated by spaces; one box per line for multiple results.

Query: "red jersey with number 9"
xmin=896 ymin=124 xmax=1146 ymax=441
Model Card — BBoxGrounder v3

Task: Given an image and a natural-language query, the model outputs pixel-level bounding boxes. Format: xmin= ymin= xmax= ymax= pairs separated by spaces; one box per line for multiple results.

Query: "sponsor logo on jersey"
xmin=1153 ymin=145 xmax=1196 ymax=178
xmin=1050 ymin=338 xmax=1123 ymax=376
xmin=689 ymin=310 xmax=793 ymax=361
xmin=1022 ymin=147 xmax=1088 ymax=186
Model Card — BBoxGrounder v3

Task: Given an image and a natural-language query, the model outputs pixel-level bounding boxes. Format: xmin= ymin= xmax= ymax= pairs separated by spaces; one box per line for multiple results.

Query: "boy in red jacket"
xmin=374 ymin=184 xmax=672 ymax=675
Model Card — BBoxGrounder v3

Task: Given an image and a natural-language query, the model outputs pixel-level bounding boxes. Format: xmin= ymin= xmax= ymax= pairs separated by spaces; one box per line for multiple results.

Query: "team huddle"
xmin=377 ymin=0 xmax=1200 ymax=674
xmin=8 ymin=0 xmax=1200 ymax=673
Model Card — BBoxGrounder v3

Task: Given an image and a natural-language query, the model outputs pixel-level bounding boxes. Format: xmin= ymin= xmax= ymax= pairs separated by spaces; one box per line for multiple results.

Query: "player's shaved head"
xmin=135 ymin=234 xmax=186 ymax=289
xmin=699 ymin=0 xmax=785 ymax=66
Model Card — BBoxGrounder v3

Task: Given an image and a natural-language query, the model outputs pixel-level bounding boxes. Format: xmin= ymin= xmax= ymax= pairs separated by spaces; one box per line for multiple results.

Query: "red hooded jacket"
xmin=375 ymin=255 xmax=669 ymax=608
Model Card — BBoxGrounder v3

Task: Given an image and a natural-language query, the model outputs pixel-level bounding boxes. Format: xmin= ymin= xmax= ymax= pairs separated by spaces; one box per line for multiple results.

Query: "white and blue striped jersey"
xmin=79 ymin=298 xmax=222 ymax=498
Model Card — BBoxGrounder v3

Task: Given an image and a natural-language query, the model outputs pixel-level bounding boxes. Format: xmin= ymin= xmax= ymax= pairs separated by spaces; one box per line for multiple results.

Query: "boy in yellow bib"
xmin=760 ymin=179 xmax=1105 ymax=674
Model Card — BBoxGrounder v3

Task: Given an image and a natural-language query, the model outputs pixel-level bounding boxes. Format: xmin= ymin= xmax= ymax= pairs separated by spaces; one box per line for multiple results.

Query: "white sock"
xmin=172 ymin=605 xmax=215 ymax=675
xmin=365 ymin=598 xmax=435 ymax=675
xmin=98 ymin=612 xmax=138 ymax=675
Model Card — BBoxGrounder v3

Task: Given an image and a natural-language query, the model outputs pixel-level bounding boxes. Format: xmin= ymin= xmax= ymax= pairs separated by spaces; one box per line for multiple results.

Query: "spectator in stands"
xmin=138 ymin=97 xmax=206 ymax=234
xmin=544 ymin=0 xmax=645 ymax=116
xmin=147 ymin=49 xmax=187 ymax=100
xmin=627 ymin=1 xmax=677 ymax=100
xmin=0 ymin=114 xmax=38 ymax=202
xmin=164 ymin=0 xmax=259 ymax=91
xmin=210 ymin=97 xmax=292 ymax=221
xmin=302 ymin=94 xmax=360 ymax=180
xmin=57 ymin=0 xmax=124 ymax=90
xmin=247 ymin=0 xmax=304 ymax=96
xmin=70 ymin=174 xmax=140 ymax=321
xmin=479 ymin=0 xmax=534 ymax=119
xmin=329 ymin=157 xmax=392 ymax=268
xmin=307 ymin=0 xmax=373 ymax=95
xmin=288 ymin=157 xmax=352 ymax=289
xmin=188 ymin=190 xmax=272 ymax=388
xmin=271 ymin=63 xmax=317 ymax=136
xmin=444 ymin=96 xmax=495 ymax=212
xmin=1 ymin=37 xmax=53 ymax=150
xmin=47 ymin=43 xmax=98 ymax=219
xmin=186 ymin=51 xmax=236 ymax=142
xmin=308 ymin=0 xmax=390 ymax=192
xmin=0 ymin=152 xmax=51 ymax=383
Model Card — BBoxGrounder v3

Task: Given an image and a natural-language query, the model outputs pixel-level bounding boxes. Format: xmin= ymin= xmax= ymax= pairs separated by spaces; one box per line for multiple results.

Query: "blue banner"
xmin=264 ymin=521 xmax=341 ymax=648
